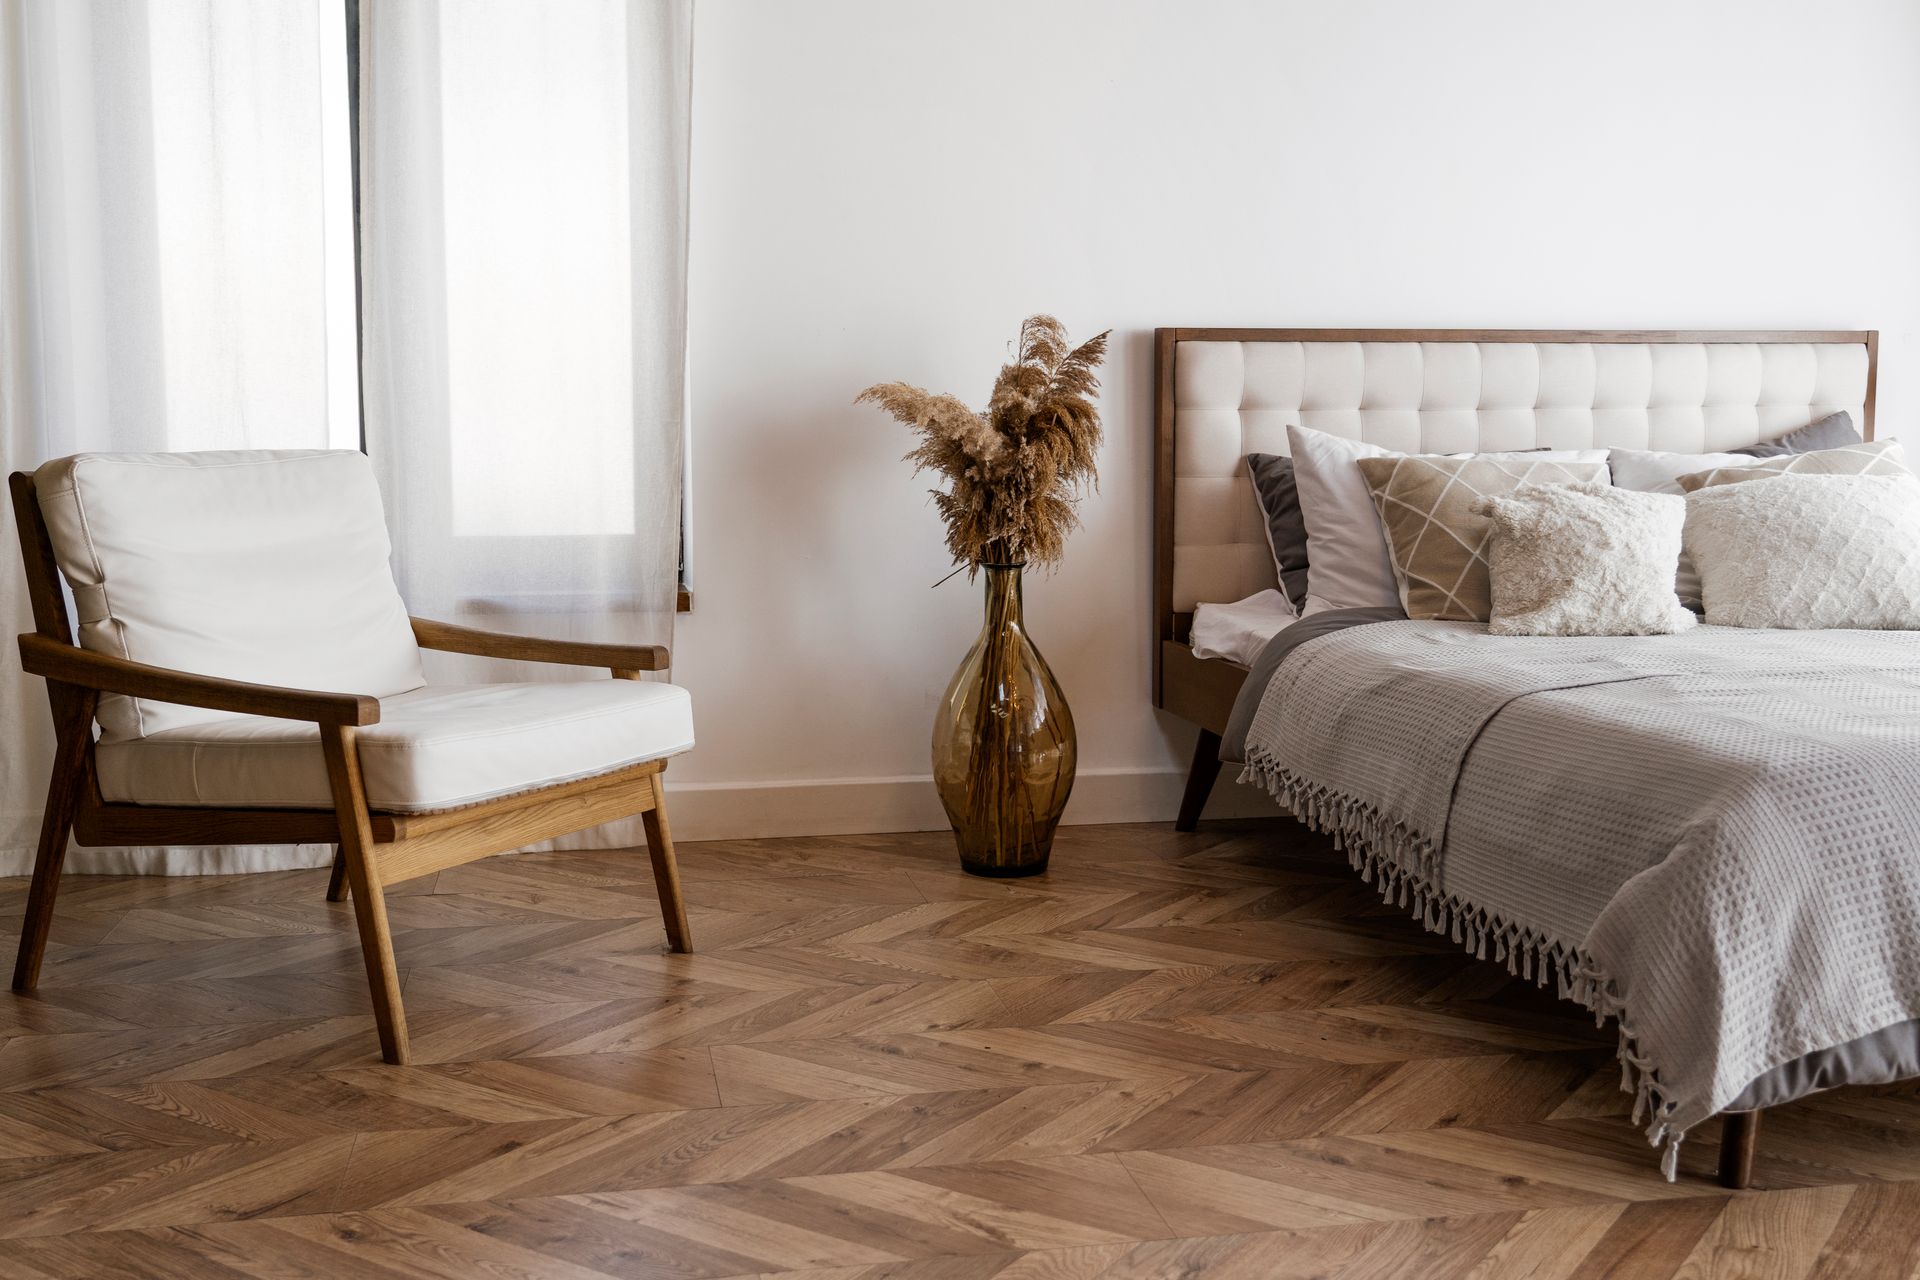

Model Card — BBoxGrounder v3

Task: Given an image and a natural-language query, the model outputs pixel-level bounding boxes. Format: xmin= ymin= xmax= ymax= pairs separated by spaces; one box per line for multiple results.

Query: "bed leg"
xmin=1718 ymin=1108 xmax=1761 ymax=1189
xmin=1175 ymin=730 xmax=1223 ymax=832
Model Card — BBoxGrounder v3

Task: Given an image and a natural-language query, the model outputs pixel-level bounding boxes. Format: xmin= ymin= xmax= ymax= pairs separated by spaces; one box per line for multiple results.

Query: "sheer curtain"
xmin=0 ymin=0 xmax=691 ymax=873
xmin=357 ymin=0 xmax=691 ymax=850
xmin=0 ymin=0 xmax=357 ymax=874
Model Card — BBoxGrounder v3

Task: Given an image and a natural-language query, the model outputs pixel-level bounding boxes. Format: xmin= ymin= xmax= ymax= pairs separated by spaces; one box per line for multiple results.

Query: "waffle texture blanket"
xmin=1239 ymin=619 xmax=1920 ymax=1175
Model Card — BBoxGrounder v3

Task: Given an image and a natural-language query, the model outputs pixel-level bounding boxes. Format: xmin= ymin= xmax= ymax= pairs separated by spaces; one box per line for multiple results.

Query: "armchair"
xmin=8 ymin=451 xmax=695 ymax=1065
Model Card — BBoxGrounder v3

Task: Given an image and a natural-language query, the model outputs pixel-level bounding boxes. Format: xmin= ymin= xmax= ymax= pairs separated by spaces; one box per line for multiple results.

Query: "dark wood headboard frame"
xmin=1151 ymin=327 xmax=1879 ymax=829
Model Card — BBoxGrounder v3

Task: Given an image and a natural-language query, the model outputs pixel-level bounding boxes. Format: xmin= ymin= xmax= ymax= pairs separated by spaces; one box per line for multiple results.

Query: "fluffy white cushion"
xmin=33 ymin=450 xmax=426 ymax=741
xmin=1608 ymin=447 xmax=1763 ymax=611
xmin=1685 ymin=474 xmax=1920 ymax=630
xmin=1474 ymin=484 xmax=1696 ymax=636
xmin=95 ymin=680 xmax=696 ymax=813
xmin=1288 ymin=424 xmax=1608 ymax=615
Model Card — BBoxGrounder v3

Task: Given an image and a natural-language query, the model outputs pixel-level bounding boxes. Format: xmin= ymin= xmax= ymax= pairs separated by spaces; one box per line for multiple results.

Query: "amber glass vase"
xmin=932 ymin=563 xmax=1076 ymax=877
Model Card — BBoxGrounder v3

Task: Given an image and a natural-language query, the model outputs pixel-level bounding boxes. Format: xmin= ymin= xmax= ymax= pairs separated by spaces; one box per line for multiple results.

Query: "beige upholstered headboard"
xmin=1151 ymin=328 xmax=1878 ymax=702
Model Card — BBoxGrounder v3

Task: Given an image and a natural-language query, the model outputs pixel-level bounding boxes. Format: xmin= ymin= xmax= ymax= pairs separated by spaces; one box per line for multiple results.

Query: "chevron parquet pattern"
xmin=2 ymin=819 xmax=1917 ymax=1277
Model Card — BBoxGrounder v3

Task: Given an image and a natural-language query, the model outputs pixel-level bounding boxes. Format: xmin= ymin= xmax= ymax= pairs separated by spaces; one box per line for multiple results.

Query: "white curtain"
xmin=0 ymin=0 xmax=691 ymax=872
xmin=0 ymin=0 xmax=357 ymax=874
xmin=358 ymin=0 xmax=690 ymax=851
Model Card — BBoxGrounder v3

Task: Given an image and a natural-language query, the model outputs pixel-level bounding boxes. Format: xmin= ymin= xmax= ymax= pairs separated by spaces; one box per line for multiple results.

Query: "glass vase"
xmin=932 ymin=563 xmax=1076 ymax=876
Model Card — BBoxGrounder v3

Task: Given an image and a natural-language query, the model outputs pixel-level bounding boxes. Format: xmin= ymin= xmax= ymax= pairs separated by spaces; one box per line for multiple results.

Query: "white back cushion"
xmin=34 ymin=450 xmax=427 ymax=741
xmin=1171 ymin=339 xmax=1872 ymax=612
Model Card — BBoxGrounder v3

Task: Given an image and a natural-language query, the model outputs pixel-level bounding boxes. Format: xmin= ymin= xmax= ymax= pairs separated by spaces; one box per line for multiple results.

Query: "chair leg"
xmin=1718 ymin=1108 xmax=1761 ymax=1189
xmin=1175 ymin=729 xmax=1224 ymax=832
xmin=12 ymin=689 xmax=97 ymax=992
xmin=319 ymin=726 xmax=410 ymax=1064
xmin=641 ymin=768 xmax=692 ymax=953
xmin=325 ymin=844 xmax=349 ymax=902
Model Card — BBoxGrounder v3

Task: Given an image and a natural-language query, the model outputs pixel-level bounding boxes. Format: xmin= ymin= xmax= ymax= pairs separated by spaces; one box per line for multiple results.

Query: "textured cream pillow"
xmin=1474 ymin=484 xmax=1695 ymax=636
xmin=1355 ymin=455 xmax=1610 ymax=621
xmin=1676 ymin=439 xmax=1908 ymax=492
xmin=1685 ymin=473 xmax=1920 ymax=629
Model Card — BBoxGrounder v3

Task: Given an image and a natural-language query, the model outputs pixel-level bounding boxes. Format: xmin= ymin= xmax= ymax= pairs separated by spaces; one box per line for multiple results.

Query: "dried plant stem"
xmin=856 ymin=315 xmax=1109 ymax=577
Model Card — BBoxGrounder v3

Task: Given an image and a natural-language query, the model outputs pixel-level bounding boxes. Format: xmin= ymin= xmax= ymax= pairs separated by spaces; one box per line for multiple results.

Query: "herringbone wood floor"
xmin=1 ymin=819 xmax=1917 ymax=1279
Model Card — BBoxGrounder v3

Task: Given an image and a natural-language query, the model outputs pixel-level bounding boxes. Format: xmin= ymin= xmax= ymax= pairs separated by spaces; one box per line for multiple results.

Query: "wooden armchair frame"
xmin=7 ymin=472 xmax=691 ymax=1065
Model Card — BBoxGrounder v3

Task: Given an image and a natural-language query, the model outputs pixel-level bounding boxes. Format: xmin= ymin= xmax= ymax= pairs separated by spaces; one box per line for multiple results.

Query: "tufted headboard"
xmin=1151 ymin=328 xmax=1878 ymax=704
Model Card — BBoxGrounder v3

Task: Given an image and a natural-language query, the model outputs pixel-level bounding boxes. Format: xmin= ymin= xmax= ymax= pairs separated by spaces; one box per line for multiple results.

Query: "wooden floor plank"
xmin=0 ymin=818 xmax=1913 ymax=1277
xmin=1563 ymin=1197 xmax=1733 ymax=1280
xmin=1804 ymin=1180 xmax=1920 ymax=1279
xmin=1460 ymin=1204 xmax=1628 ymax=1280
xmin=1671 ymin=1184 xmax=1855 ymax=1280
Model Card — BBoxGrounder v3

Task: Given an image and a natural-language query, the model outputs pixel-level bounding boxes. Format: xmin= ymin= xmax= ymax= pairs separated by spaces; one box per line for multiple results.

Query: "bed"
xmin=1152 ymin=328 xmax=1914 ymax=1185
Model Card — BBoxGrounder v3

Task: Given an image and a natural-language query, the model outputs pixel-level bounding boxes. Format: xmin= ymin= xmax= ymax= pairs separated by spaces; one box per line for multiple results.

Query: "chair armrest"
xmin=410 ymin=617 xmax=669 ymax=673
xmin=17 ymin=634 xmax=381 ymax=727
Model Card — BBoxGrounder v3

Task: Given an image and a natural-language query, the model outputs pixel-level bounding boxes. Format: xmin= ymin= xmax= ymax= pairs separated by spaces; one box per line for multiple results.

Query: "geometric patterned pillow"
xmin=1677 ymin=439 xmax=1908 ymax=492
xmin=1355 ymin=455 xmax=1611 ymax=621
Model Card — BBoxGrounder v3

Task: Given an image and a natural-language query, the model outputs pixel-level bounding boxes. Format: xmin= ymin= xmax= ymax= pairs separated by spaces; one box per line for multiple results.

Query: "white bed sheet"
xmin=1191 ymin=589 xmax=1296 ymax=666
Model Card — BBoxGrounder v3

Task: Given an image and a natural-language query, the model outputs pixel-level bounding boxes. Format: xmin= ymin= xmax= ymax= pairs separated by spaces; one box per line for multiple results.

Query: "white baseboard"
xmin=665 ymin=766 xmax=1283 ymax=842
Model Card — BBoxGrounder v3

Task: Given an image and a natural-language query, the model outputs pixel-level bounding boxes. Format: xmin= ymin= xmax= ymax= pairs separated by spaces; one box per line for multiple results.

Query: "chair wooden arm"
xmin=17 ymin=633 xmax=381 ymax=726
xmin=409 ymin=617 xmax=669 ymax=674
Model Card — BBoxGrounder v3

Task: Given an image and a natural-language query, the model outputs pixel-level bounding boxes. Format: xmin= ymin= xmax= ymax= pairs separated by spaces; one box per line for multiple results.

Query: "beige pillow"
xmin=1474 ymin=484 xmax=1695 ymax=636
xmin=1356 ymin=455 xmax=1611 ymax=621
xmin=1677 ymin=439 xmax=1907 ymax=492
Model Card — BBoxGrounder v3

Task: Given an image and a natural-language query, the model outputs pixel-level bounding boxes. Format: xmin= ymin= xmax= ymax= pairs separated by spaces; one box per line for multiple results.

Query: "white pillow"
xmin=1287 ymin=424 xmax=1609 ymax=614
xmin=1607 ymin=448 xmax=1758 ymax=611
xmin=1288 ymin=426 xmax=1400 ymax=613
xmin=1608 ymin=448 xmax=1757 ymax=496
xmin=1475 ymin=484 xmax=1695 ymax=636
xmin=1685 ymin=473 xmax=1920 ymax=629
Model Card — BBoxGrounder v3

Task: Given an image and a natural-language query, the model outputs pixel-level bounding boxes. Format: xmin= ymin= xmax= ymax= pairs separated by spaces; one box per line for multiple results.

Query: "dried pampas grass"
xmin=857 ymin=315 xmax=1110 ymax=574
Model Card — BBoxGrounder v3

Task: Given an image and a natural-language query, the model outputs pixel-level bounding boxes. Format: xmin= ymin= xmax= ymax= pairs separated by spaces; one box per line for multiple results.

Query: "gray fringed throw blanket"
xmin=1239 ymin=619 xmax=1920 ymax=1176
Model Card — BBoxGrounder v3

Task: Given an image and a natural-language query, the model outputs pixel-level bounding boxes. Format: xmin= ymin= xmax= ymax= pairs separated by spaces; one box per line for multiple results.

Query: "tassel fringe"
xmin=1240 ymin=751 xmax=1688 ymax=1180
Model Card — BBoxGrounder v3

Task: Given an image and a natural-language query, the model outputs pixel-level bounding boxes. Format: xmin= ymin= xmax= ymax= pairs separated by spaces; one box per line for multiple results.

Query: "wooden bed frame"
xmin=1153 ymin=327 xmax=1879 ymax=830
xmin=1151 ymin=327 xmax=1880 ymax=1188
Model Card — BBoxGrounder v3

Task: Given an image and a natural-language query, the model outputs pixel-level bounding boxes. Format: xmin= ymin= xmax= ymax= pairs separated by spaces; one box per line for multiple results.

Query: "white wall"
xmin=670 ymin=0 xmax=1920 ymax=840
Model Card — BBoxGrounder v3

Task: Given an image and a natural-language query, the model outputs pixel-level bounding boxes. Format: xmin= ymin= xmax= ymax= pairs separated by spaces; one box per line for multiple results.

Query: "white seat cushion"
xmin=34 ymin=450 xmax=426 ymax=742
xmin=96 ymin=680 xmax=694 ymax=813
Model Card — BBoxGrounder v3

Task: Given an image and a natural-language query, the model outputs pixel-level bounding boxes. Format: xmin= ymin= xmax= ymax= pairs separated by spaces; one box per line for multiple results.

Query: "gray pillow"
xmin=1732 ymin=410 xmax=1860 ymax=458
xmin=1246 ymin=453 xmax=1308 ymax=612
